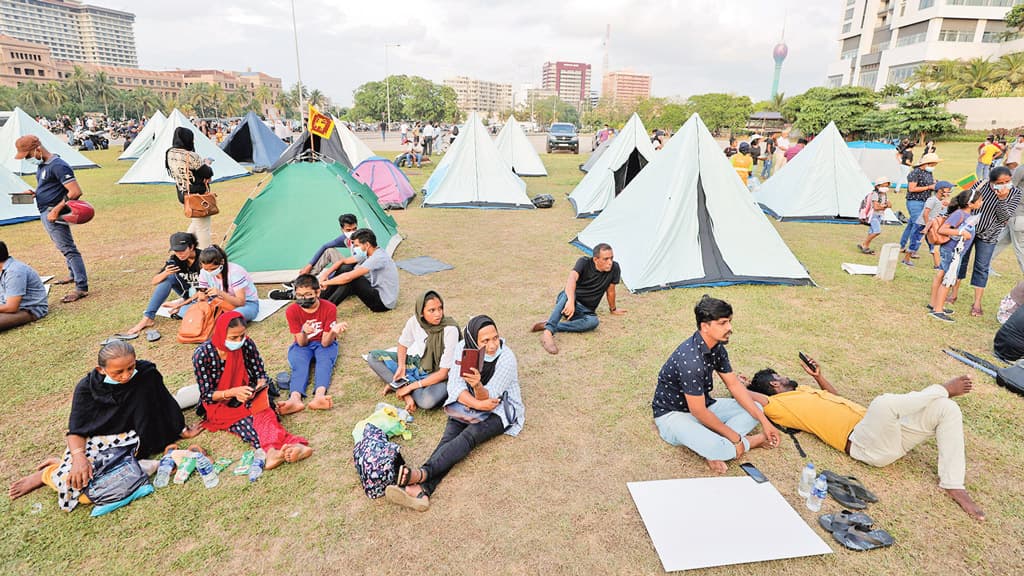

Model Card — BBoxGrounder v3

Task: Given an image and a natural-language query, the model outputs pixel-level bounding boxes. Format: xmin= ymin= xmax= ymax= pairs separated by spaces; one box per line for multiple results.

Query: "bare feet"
xmin=705 ymin=460 xmax=728 ymax=475
xmin=541 ymin=330 xmax=559 ymax=355
xmin=9 ymin=457 xmax=58 ymax=500
xmin=946 ymin=488 xmax=985 ymax=521
xmin=180 ymin=424 xmax=204 ymax=439
xmin=282 ymin=443 xmax=313 ymax=463
xmin=530 ymin=321 xmax=546 ymax=333
xmin=125 ymin=317 xmax=154 ymax=335
xmin=943 ymin=375 xmax=973 ymax=398
xmin=265 ymin=448 xmax=286 ymax=470
xmin=307 ymin=395 xmax=332 ymax=410
xmin=403 ymin=396 xmax=416 ymax=413
xmin=278 ymin=398 xmax=306 ymax=415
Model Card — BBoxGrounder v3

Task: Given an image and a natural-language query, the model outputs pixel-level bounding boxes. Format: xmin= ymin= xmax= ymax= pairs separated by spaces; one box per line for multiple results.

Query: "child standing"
xmin=929 ymin=189 xmax=983 ymax=322
xmin=859 ymin=178 xmax=893 ymax=255
xmin=910 ymin=180 xmax=953 ymax=268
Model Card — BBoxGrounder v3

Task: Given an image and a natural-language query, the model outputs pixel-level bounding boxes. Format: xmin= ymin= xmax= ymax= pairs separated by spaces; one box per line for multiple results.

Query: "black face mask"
xmin=296 ymin=297 xmax=317 ymax=309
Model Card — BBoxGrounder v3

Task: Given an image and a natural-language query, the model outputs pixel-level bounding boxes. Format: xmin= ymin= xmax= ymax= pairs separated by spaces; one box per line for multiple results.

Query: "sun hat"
xmin=915 ymin=153 xmax=942 ymax=167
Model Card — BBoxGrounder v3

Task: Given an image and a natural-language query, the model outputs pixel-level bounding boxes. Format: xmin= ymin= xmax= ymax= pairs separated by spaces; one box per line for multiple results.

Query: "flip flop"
xmin=832 ymin=525 xmax=895 ymax=551
xmin=53 ymin=277 xmax=74 ymax=285
xmin=384 ymin=485 xmax=429 ymax=512
xmin=145 ymin=329 xmax=161 ymax=342
xmin=823 ymin=470 xmax=879 ymax=503
xmin=61 ymin=291 xmax=88 ymax=303
xmin=970 ymin=306 xmax=983 ymax=317
xmin=112 ymin=333 xmax=140 ymax=341
xmin=827 ymin=480 xmax=867 ymax=509
xmin=818 ymin=510 xmax=874 ymax=533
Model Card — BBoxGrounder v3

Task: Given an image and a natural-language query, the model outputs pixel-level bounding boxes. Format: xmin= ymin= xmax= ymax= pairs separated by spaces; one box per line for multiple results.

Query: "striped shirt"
xmin=972 ymin=182 xmax=1022 ymax=243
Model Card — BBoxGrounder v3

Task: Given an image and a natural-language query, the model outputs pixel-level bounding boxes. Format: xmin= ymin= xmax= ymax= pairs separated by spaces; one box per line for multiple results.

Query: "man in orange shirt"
xmin=744 ymin=355 xmax=984 ymax=521
xmin=730 ymin=142 xmax=753 ymax=186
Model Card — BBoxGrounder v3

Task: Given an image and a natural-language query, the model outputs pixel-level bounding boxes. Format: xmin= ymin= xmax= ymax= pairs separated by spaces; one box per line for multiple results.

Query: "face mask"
xmin=208 ymin=265 xmax=223 ymax=276
xmin=224 ymin=338 xmax=245 ymax=351
xmin=924 ymin=166 xmax=934 ymax=173
xmin=343 ymin=230 xmax=354 ymax=239
xmin=296 ymin=297 xmax=317 ymax=309
xmin=103 ymin=369 xmax=137 ymax=385
xmin=484 ymin=344 xmax=501 ymax=362
xmin=352 ymin=246 xmax=366 ymax=260
xmin=877 ymin=187 xmax=890 ymax=193
xmin=26 ymin=156 xmax=42 ymax=167
xmin=995 ymin=183 xmax=1012 ymax=191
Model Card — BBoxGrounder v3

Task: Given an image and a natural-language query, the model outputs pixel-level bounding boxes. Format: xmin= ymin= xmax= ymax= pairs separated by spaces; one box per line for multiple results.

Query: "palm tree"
xmin=954 ymin=57 xmax=997 ymax=98
xmin=254 ymin=85 xmax=273 ymax=107
xmin=208 ymin=83 xmax=225 ymax=117
xmin=43 ymin=81 xmax=66 ymax=110
xmin=769 ymin=92 xmax=786 ymax=112
xmin=308 ymin=88 xmax=326 ymax=108
xmin=16 ymin=82 xmax=47 ymax=114
xmin=66 ymin=65 xmax=91 ymax=109
xmin=130 ymin=88 xmax=163 ymax=118
xmin=92 ymin=71 xmax=118 ymax=116
xmin=997 ymin=52 xmax=1024 ymax=87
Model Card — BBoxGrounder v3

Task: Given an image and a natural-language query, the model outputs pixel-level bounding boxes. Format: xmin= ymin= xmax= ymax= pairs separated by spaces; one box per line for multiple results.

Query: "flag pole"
xmin=290 ymin=0 xmax=309 ymax=155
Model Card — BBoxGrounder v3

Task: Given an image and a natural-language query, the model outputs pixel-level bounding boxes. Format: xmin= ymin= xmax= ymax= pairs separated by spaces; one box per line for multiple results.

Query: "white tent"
xmin=0 ymin=107 xmax=99 ymax=175
xmin=422 ymin=111 xmax=533 ymax=209
xmin=848 ymin=141 xmax=910 ymax=191
xmin=574 ymin=113 xmax=813 ymax=292
xmin=568 ymin=113 xmax=656 ymax=217
xmin=0 ymin=165 xmax=35 ymax=225
xmin=334 ymin=119 xmax=375 ymax=165
xmin=495 ymin=115 xmax=547 ymax=176
xmin=118 ymin=110 xmax=166 ymax=160
xmin=119 ymin=109 xmax=250 ymax=185
xmin=754 ymin=122 xmax=899 ymax=223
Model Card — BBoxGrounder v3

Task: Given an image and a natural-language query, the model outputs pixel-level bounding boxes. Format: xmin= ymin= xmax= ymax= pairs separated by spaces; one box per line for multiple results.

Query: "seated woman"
xmin=123 ymin=232 xmax=202 ymax=335
xmin=195 ymin=245 xmax=259 ymax=322
xmin=194 ymin=311 xmax=312 ymax=470
xmin=9 ymin=341 xmax=200 ymax=509
xmin=384 ymin=315 xmax=525 ymax=511
xmin=366 ymin=290 xmax=460 ymax=412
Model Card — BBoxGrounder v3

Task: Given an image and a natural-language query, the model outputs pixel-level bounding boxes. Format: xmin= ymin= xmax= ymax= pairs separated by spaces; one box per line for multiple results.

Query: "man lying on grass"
xmin=744 ymin=355 xmax=984 ymax=521
xmin=651 ymin=296 xmax=779 ymax=474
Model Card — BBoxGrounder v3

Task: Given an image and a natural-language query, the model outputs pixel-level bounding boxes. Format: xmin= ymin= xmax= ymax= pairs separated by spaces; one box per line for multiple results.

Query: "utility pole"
xmin=385 ymin=42 xmax=401 ymax=128
xmin=290 ymin=0 xmax=303 ymax=122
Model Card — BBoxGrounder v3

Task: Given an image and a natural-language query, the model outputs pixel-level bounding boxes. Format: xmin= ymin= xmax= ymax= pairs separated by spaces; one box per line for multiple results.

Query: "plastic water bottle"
xmin=153 ymin=449 xmax=176 ymax=488
xmin=375 ymin=401 xmax=414 ymax=423
xmin=193 ymin=452 xmax=219 ymax=489
xmin=797 ymin=462 xmax=816 ymax=498
xmin=806 ymin=474 xmax=828 ymax=512
xmin=248 ymin=449 xmax=266 ymax=483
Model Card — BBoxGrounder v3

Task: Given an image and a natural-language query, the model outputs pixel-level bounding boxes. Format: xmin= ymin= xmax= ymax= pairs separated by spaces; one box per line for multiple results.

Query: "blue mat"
xmin=395 ymin=256 xmax=454 ymax=276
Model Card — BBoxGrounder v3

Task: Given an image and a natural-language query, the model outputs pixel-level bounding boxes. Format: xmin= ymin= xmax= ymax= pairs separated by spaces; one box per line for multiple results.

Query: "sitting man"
xmin=531 ymin=243 xmax=625 ymax=355
xmin=320 ymin=228 xmax=398 ymax=313
xmin=994 ymin=304 xmax=1024 ymax=362
xmin=270 ymin=213 xmax=359 ymax=300
xmin=745 ymin=356 xmax=984 ymax=520
xmin=0 ymin=241 xmax=48 ymax=332
xmin=652 ymin=296 xmax=779 ymax=474
xmin=124 ymin=232 xmax=202 ymax=335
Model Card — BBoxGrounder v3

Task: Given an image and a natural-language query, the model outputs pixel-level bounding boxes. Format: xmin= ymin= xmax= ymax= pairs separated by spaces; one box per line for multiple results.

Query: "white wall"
xmin=946 ymin=97 xmax=1024 ymax=131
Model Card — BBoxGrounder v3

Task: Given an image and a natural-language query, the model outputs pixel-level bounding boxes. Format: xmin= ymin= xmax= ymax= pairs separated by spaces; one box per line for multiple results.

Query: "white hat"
xmin=750 ymin=134 xmax=764 ymax=140
xmin=874 ymin=177 xmax=892 ymax=186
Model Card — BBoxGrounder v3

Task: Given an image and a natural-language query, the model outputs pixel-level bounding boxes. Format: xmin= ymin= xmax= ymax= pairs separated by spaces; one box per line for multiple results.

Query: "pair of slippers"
xmin=823 ymin=470 xmax=877 ymax=510
xmin=100 ymin=330 xmax=160 ymax=346
xmin=819 ymin=510 xmax=895 ymax=551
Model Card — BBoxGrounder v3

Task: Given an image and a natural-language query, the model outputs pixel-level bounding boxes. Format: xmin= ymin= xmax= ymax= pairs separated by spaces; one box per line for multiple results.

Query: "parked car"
xmin=547 ymin=123 xmax=579 ymax=154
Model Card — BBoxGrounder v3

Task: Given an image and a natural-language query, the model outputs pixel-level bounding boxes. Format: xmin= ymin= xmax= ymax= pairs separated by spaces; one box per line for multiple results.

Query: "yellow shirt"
xmin=731 ymin=153 xmax=753 ymax=185
xmin=980 ymin=143 xmax=1001 ymax=165
xmin=762 ymin=385 xmax=866 ymax=452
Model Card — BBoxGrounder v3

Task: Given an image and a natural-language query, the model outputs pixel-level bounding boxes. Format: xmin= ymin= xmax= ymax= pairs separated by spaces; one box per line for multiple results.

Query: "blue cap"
xmin=935 ymin=180 xmax=953 ymax=190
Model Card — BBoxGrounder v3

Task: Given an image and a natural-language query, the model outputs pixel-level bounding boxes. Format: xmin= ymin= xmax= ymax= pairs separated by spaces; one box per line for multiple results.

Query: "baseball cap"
xmin=14 ymin=135 xmax=40 ymax=159
xmin=935 ymin=180 xmax=954 ymax=190
xmin=169 ymin=232 xmax=195 ymax=251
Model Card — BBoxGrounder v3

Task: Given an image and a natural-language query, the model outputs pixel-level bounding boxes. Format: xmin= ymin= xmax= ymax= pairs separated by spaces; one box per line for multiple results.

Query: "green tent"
xmin=225 ymin=160 xmax=401 ymax=283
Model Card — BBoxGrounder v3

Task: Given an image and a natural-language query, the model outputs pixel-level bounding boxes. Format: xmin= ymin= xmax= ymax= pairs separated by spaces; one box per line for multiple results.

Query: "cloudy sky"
xmin=101 ymin=0 xmax=841 ymax=106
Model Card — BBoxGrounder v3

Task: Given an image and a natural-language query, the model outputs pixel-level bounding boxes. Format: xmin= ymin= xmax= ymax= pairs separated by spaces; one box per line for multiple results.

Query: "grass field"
xmin=1 ymin=140 xmax=1022 ymax=576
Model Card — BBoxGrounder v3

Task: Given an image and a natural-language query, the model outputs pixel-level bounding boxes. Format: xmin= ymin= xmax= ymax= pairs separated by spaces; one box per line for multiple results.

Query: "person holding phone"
xmin=385 ymin=315 xmax=524 ymax=511
xmin=194 ymin=245 xmax=259 ymax=322
xmin=193 ymin=311 xmax=312 ymax=471
xmin=123 ymin=232 xmax=202 ymax=335
xmin=366 ymin=290 xmax=461 ymax=413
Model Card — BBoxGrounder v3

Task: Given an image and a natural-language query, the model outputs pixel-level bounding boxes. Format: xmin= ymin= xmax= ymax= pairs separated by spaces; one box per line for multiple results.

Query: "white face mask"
xmin=924 ymin=166 xmax=935 ymax=173
xmin=26 ymin=156 xmax=42 ymax=166
xmin=995 ymin=183 xmax=1012 ymax=191
xmin=877 ymin=187 xmax=890 ymax=193
xmin=208 ymin=265 xmax=223 ymax=276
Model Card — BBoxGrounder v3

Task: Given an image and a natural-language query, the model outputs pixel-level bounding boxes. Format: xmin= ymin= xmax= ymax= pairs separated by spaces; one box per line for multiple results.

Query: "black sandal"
xmin=823 ymin=470 xmax=879 ymax=503
xmin=396 ymin=465 xmax=427 ymax=487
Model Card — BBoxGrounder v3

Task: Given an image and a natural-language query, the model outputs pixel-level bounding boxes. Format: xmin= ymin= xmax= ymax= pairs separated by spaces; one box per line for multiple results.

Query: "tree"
xmin=307 ymin=88 xmax=327 ymax=108
xmin=997 ymin=52 xmax=1024 ymax=86
xmin=92 ymin=71 xmax=117 ymax=116
xmin=885 ymin=89 xmax=962 ymax=143
xmin=529 ymin=96 xmax=579 ymax=126
xmin=66 ymin=65 xmax=90 ymax=108
xmin=16 ymin=82 xmax=47 ymax=113
xmin=686 ymin=93 xmax=752 ymax=135
xmin=635 ymin=97 xmax=693 ymax=132
xmin=879 ymin=84 xmax=906 ymax=99
xmin=953 ymin=57 xmax=997 ymax=98
xmin=784 ymin=86 xmax=878 ymax=135
xmin=1006 ymin=4 xmax=1024 ymax=33
xmin=43 ymin=82 xmax=66 ymax=110
xmin=351 ymin=76 xmax=458 ymax=122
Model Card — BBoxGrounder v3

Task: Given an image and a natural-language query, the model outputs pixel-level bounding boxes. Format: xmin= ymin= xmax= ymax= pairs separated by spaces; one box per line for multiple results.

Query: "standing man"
xmin=977 ymin=136 xmax=1003 ymax=182
xmin=531 ymin=243 xmax=625 ymax=355
xmin=380 ymin=116 xmax=387 ymax=142
xmin=14 ymin=135 xmax=88 ymax=303
xmin=652 ymin=296 xmax=779 ymax=473
xmin=320 ymin=228 xmax=398 ymax=313
xmin=422 ymin=122 xmax=434 ymax=156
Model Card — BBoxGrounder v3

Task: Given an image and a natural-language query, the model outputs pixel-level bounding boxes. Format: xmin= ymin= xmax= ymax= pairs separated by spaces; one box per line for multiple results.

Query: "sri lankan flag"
xmin=955 ymin=173 xmax=977 ymax=191
xmin=308 ymin=104 xmax=334 ymax=139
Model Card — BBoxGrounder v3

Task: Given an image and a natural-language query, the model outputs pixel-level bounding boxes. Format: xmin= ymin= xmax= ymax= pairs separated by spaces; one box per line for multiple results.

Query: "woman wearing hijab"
xmin=366 ymin=290 xmax=461 ymax=412
xmin=193 ymin=311 xmax=312 ymax=470
xmin=166 ymin=127 xmax=215 ymax=248
xmin=385 ymin=315 xmax=525 ymax=511
xmin=8 ymin=341 xmax=199 ymax=509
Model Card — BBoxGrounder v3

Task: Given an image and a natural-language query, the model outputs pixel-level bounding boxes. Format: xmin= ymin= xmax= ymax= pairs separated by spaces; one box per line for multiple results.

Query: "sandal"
xmin=53 ymin=277 xmax=74 ymax=285
xmin=826 ymin=480 xmax=867 ymax=509
xmin=145 ymin=329 xmax=161 ymax=342
xmin=822 ymin=470 xmax=878 ymax=503
xmin=61 ymin=291 xmax=88 ymax=303
xmin=857 ymin=244 xmax=876 ymax=255
xmin=384 ymin=484 xmax=430 ymax=512
xmin=396 ymin=465 xmax=427 ymax=487
xmin=970 ymin=306 xmax=983 ymax=317
xmin=832 ymin=525 xmax=895 ymax=551
xmin=818 ymin=510 xmax=874 ymax=533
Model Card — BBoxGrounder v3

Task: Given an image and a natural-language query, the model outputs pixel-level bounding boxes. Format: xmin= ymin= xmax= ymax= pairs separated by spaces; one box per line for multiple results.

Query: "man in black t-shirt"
xmin=531 ymin=243 xmax=625 ymax=355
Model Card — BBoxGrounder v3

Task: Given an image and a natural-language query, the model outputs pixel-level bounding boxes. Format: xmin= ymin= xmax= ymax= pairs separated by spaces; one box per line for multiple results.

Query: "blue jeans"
xmin=900 ymin=200 xmax=926 ymax=250
xmin=544 ymin=291 xmax=599 ymax=334
xmin=143 ymin=274 xmax=193 ymax=319
xmin=654 ymin=399 xmax=761 ymax=461
xmin=40 ymin=215 xmax=88 ymax=292
xmin=907 ymin=222 xmax=926 ymax=253
xmin=760 ymin=157 xmax=773 ymax=179
xmin=365 ymin=354 xmax=449 ymax=410
xmin=236 ymin=300 xmax=259 ymax=322
xmin=956 ymin=239 xmax=997 ymax=288
xmin=287 ymin=340 xmax=338 ymax=395
xmin=977 ymin=162 xmax=990 ymax=182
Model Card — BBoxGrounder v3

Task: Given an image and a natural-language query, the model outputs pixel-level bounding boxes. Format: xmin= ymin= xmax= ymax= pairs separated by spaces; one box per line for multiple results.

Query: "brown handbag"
xmin=184 ymin=192 xmax=219 ymax=218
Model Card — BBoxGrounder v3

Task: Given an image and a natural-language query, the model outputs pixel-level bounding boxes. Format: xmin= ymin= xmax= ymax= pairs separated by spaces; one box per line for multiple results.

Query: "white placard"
xmin=155 ymin=298 xmax=288 ymax=323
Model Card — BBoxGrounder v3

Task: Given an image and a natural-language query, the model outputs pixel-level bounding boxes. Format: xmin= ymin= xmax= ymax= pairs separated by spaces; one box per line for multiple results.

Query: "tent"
xmin=335 ymin=120 xmax=376 ymax=166
xmin=422 ymin=111 xmax=533 ymax=209
xmin=754 ymin=122 xmax=900 ymax=223
xmin=495 ymin=115 xmax=547 ymax=176
xmin=118 ymin=110 xmax=166 ymax=160
xmin=573 ymin=113 xmax=813 ymax=291
xmin=270 ymin=128 xmax=352 ymax=172
xmin=225 ymin=161 xmax=401 ymax=284
xmin=848 ymin=141 xmax=910 ymax=191
xmin=0 ymin=107 xmax=99 ymax=175
xmin=219 ymin=111 xmax=287 ymax=172
xmin=580 ymin=137 xmax=612 ymax=173
xmin=352 ymin=156 xmax=417 ymax=209
xmin=0 ymin=166 xmax=35 ymax=225
xmin=119 ymin=109 xmax=250 ymax=185
xmin=568 ymin=113 xmax=656 ymax=218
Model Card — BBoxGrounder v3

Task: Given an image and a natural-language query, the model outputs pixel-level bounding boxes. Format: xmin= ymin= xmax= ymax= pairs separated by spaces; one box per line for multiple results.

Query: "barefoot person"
xmin=366 ymin=290 xmax=461 ymax=413
xmin=746 ymin=356 xmax=985 ymax=521
xmin=277 ymin=274 xmax=348 ymax=415
xmin=9 ymin=341 xmax=200 ymax=508
xmin=193 ymin=311 xmax=312 ymax=470
xmin=651 ymin=296 xmax=779 ymax=474
xmin=531 ymin=243 xmax=625 ymax=355
xmin=385 ymin=315 xmax=524 ymax=511
xmin=123 ymin=232 xmax=202 ymax=335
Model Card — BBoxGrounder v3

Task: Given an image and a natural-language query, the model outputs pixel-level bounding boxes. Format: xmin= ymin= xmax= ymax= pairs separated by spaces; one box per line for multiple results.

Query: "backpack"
xmin=925 ymin=214 xmax=950 ymax=246
xmin=177 ymin=298 xmax=232 ymax=344
xmin=352 ymin=424 xmax=405 ymax=499
xmin=858 ymin=192 xmax=875 ymax=225
xmin=531 ymin=194 xmax=554 ymax=208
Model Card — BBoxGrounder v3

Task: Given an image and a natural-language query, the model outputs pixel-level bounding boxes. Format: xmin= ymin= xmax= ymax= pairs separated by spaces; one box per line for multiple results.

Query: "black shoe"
xmin=281 ymin=281 xmax=294 ymax=290
xmin=269 ymin=288 xmax=294 ymax=300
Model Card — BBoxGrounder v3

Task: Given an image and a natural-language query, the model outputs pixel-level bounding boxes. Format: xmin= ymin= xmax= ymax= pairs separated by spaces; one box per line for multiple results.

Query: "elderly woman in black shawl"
xmin=165 ymin=126 xmax=215 ymax=248
xmin=8 ymin=341 xmax=197 ymax=510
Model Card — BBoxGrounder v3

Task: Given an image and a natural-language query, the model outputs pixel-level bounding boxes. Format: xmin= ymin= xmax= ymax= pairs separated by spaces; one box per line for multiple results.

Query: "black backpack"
xmin=531 ymin=194 xmax=554 ymax=208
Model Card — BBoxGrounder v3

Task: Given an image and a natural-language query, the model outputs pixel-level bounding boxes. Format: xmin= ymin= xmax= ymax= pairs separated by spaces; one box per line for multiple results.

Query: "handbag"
xmin=82 ymin=444 xmax=150 ymax=505
xmin=177 ymin=297 xmax=233 ymax=344
xmin=444 ymin=390 xmax=516 ymax=426
xmin=184 ymin=192 xmax=219 ymax=218
xmin=925 ymin=215 xmax=950 ymax=246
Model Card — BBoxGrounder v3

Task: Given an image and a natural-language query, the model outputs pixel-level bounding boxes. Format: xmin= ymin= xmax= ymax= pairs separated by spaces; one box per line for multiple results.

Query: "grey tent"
xmin=220 ymin=111 xmax=288 ymax=172
xmin=270 ymin=128 xmax=352 ymax=171
xmin=580 ymin=137 xmax=612 ymax=173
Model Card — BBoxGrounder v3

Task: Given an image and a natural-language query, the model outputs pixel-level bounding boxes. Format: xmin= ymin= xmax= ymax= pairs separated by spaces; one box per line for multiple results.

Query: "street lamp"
xmin=385 ymin=42 xmax=401 ymax=128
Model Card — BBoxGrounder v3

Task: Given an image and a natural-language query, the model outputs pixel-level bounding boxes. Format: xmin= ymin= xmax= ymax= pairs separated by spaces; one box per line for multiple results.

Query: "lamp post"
xmin=385 ymin=42 xmax=401 ymax=129
xmin=290 ymin=0 xmax=304 ymax=122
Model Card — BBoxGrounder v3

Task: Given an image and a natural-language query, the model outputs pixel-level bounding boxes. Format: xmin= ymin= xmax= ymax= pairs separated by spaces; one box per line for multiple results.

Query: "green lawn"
xmin=1 ymin=141 xmax=1022 ymax=575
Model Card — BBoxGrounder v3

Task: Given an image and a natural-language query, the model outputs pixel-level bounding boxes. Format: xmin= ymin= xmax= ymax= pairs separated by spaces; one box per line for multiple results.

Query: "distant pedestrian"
xmin=858 ymin=178 xmax=892 ymax=255
xmin=380 ymin=119 xmax=386 ymax=141
xmin=760 ymin=135 xmax=776 ymax=178
xmin=977 ymin=136 xmax=1003 ymax=182
xmin=422 ymin=122 xmax=434 ymax=156
xmin=723 ymin=137 xmax=738 ymax=158
xmin=783 ymin=138 xmax=806 ymax=162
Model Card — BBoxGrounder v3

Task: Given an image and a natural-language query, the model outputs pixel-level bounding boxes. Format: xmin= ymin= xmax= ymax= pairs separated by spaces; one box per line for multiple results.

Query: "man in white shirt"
xmin=422 ymin=122 xmax=435 ymax=156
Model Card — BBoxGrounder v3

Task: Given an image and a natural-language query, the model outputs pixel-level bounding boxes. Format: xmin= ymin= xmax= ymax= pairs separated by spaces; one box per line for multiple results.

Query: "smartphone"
xmin=798 ymin=351 xmax=815 ymax=371
xmin=739 ymin=463 xmax=768 ymax=484
xmin=389 ymin=377 xmax=409 ymax=391
xmin=460 ymin=348 xmax=483 ymax=378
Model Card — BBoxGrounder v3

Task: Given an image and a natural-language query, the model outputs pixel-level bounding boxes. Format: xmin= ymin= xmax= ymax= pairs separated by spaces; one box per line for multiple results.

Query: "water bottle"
xmin=806 ymin=474 xmax=828 ymax=512
xmin=153 ymin=449 xmax=176 ymax=488
xmin=193 ymin=452 xmax=220 ymax=489
xmin=797 ymin=462 xmax=816 ymax=498
xmin=375 ymin=401 xmax=414 ymax=423
xmin=248 ymin=448 xmax=266 ymax=483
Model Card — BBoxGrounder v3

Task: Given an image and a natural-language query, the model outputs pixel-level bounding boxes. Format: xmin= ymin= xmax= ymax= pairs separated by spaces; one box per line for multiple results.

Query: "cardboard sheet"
xmin=155 ymin=298 xmax=288 ymax=323
xmin=627 ymin=477 xmax=832 ymax=572
xmin=841 ymin=263 xmax=877 ymax=275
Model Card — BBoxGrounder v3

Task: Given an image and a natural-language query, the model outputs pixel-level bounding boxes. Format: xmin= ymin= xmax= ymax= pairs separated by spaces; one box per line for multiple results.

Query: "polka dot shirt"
xmin=652 ymin=331 xmax=732 ymax=418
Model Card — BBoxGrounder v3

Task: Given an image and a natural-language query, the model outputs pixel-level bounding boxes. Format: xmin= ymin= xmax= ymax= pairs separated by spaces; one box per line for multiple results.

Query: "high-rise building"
xmin=0 ymin=0 xmax=137 ymax=68
xmin=443 ymin=76 xmax=513 ymax=119
xmin=601 ymin=69 xmax=652 ymax=107
xmin=541 ymin=61 xmax=592 ymax=109
xmin=827 ymin=0 xmax=1024 ymax=91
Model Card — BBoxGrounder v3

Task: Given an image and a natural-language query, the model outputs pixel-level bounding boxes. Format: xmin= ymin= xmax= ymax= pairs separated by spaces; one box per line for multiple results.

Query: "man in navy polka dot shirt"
xmin=651 ymin=296 xmax=779 ymax=473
